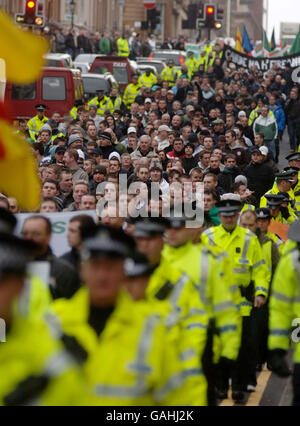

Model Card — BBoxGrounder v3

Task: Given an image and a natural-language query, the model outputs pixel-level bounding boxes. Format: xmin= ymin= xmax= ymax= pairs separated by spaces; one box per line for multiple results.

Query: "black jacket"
xmin=37 ymin=248 xmax=80 ymax=300
xmin=244 ymin=162 xmax=275 ymax=203
xmin=218 ymin=166 xmax=242 ymax=193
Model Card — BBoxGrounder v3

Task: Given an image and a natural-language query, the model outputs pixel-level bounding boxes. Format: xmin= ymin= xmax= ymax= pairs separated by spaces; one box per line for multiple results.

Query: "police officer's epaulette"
xmin=294 ymin=190 xmax=300 ymax=196
xmin=3 ymin=375 xmax=49 ymax=406
xmin=61 ymin=334 xmax=88 ymax=365
xmin=155 ymin=281 xmax=174 ymax=301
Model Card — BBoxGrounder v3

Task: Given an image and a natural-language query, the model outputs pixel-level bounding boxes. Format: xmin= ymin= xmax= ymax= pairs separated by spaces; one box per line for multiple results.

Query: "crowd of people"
xmin=44 ymin=27 xmax=186 ymax=60
xmin=1 ymin=38 xmax=300 ymax=406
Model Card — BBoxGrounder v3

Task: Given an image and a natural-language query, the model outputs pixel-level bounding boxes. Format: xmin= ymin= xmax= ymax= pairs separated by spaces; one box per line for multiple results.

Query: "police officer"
xmin=107 ymin=87 xmax=123 ymax=113
xmin=123 ymin=248 xmax=207 ymax=406
xmin=138 ymin=67 xmax=157 ymax=89
xmin=284 ymin=163 xmax=300 ymax=215
xmin=240 ymin=210 xmax=280 ymax=375
xmin=0 ymin=208 xmax=51 ymax=321
xmin=260 ymin=170 xmax=297 ymax=220
xmin=162 ymin=209 xmax=240 ymax=405
xmin=202 ymin=195 xmax=269 ymax=400
xmin=161 ymin=60 xmax=178 ymax=87
xmin=264 ymin=193 xmax=297 ymax=225
xmin=117 ymin=34 xmax=130 ymax=57
xmin=256 ymin=207 xmax=285 ymax=254
xmin=27 ymin=104 xmax=49 ymax=140
xmin=268 ymin=220 xmax=300 ymax=406
xmin=52 ymin=224 xmax=197 ymax=405
xmin=0 ymin=234 xmax=85 ymax=406
xmin=88 ymin=89 xmax=110 ymax=118
xmin=123 ymin=74 xmax=140 ymax=108
xmin=185 ymin=51 xmax=199 ymax=80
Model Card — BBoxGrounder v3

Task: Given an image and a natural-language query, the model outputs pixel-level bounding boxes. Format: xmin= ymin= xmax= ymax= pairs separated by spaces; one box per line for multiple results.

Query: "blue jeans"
xmin=264 ymin=140 xmax=276 ymax=160
xmin=287 ymin=119 xmax=298 ymax=150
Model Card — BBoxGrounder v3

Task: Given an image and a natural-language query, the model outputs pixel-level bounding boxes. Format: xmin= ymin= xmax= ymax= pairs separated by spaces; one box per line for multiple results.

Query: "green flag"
xmin=289 ymin=32 xmax=300 ymax=55
xmin=263 ymin=29 xmax=271 ymax=52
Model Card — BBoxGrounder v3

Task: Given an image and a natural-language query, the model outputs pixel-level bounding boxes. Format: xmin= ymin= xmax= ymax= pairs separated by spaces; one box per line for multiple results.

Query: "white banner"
xmin=15 ymin=211 xmax=98 ymax=257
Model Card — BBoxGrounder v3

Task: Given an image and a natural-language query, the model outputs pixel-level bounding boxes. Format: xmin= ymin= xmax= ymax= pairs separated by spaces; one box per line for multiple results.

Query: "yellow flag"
xmin=0 ymin=9 xmax=48 ymax=84
xmin=0 ymin=118 xmax=41 ymax=210
xmin=235 ymin=27 xmax=242 ymax=52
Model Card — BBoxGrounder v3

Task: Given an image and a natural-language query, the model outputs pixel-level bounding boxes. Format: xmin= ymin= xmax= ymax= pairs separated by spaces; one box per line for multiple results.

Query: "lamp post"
xmin=70 ymin=0 xmax=76 ymax=29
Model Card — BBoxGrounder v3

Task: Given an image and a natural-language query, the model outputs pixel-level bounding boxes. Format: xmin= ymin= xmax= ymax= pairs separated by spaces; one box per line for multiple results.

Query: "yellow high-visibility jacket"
xmin=161 ymin=241 xmax=241 ymax=361
xmin=269 ymin=248 xmax=300 ymax=363
xmin=0 ymin=315 xmax=86 ymax=406
xmin=27 ymin=115 xmax=49 ymax=140
xmin=52 ymin=287 xmax=203 ymax=406
xmin=202 ymin=225 xmax=270 ymax=316
xmin=123 ymin=83 xmax=140 ymax=107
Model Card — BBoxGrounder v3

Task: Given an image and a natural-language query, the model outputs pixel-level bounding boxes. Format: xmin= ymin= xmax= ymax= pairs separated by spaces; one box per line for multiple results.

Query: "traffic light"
xmin=205 ymin=4 xmax=216 ymax=29
xmin=25 ymin=0 xmax=37 ymax=24
xmin=215 ymin=7 xmax=224 ymax=29
xmin=198 ymin=4 xmax=205 ymax=21
xmin=147 ymin=7 xmax=161 ymax=31
xmin=15 ymin=0 xmax=45 ymax=27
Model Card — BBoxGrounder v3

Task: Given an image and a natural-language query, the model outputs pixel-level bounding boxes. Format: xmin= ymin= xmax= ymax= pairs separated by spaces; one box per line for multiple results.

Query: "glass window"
xmin=42 ymin=77 xmax=66 ymax=100
xmin=92 ymin=66 xmax=109 ymax=74
xmin=83 ymin=78 xmax=109 ymax=94
xmin=12 ymin=83 xmax=36 ymax=100
xmin=152 ymin=52 xmax=185 ymax=66
xmin=113 ymin=67 xmax=128 ymax=85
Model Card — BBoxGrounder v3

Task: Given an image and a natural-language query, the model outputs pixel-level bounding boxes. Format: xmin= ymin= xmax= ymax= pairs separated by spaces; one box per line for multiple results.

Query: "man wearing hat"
xmin=202 ymin=194 xmax=269 ymax=400
xmin=88 ymin=89 xmax=110 ymax=119
xmin=123 ymin=74 xmax=140 ymax=108
xmin=283 ymin=166 xmax=300 ymax=216
xmin=260 ymin=170 xmax=297 ymax=220
xmin=185 ymin=51 xmax=199 ymax=80
xmin=138 ymin=67 xmax=157 ymax=89
xmin=123 ymin=248 xmax=207 ymax=406
xmin=286 ymin=152 xmax=300 ymax=170
xmin=268 ymin=220 xmax=300 ymax=406
xmin=52 ymin=224 xmax=193 ymax=405
xmin=163 ymin=208 xmax=240 ymax=405
xmin=27 ymin=104 xmax=49 ymax=140
xmin=263 ymin=193 xmax=297 ymax=225
xmin=0 ymin=233 xmax=86 ymax=406
xmin=256 ymin=207 xmax=285 ymax=254
xmin=240 ymin=209 xmax=280 ymax=381
xmin=157 ymin=124 xmax=172 ymax=151
xmin=161 ymin=59 xmax=178 ymax=87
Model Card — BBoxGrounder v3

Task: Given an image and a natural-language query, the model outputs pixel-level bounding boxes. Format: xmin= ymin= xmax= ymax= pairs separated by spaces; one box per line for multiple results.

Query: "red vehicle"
xmin=5 ymin=67 xmax=84 ymax=119
xmin=89 ymin=56 xmax=138 ymax=91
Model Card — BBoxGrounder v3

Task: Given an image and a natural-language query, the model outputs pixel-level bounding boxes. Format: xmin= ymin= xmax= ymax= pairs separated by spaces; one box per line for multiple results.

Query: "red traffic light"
xmin=26 ymin=0 xmax=36 ymax=8
xmin=207 ymin=6 xmax=214 ymax=14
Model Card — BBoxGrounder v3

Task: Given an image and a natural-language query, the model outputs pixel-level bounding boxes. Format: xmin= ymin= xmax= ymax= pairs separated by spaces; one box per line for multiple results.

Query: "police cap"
xmin=256 ymin=208 xmax=271 ymax=220
xmin=217 ymin=199 xmax=242 ymax=216
xmin=0 ymin=234 xmax=38 ymax=278
xmin=0 ymin=208 xmax=17 ymax=234
xmin=286 ymin=152 xmax=300 ymax=162
xmin=264 ymin=193 xmax=286 ymax=207
xmin=124 ymin=252 xmax=153 ymax=278
xmin=35 ymin=104 xmax=47 ymax=111
xmin=82 ymin=225 xmax=135 ymax=260
xmin=275 ymin=170 xmax=295 ymax=182
xmin=133 ymin=217 xmax=169 ymax=238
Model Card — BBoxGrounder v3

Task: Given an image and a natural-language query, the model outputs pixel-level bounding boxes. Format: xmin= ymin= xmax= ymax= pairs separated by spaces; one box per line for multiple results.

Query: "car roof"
xmin=45 ymin=53 xmax=72 ymax=59
xmin=82 ymin=73 xmax=107 ymax=79
xmin=155 ymin=50 xmax=185 ymax=54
